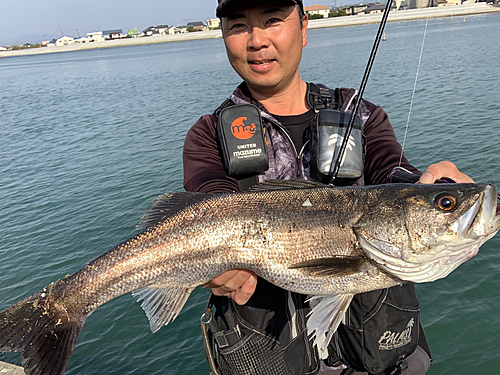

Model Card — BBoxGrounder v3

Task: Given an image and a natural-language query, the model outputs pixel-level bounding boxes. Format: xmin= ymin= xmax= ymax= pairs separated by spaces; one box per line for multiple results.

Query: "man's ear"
xmin=302 ymin=13 xmax=308 ymax=47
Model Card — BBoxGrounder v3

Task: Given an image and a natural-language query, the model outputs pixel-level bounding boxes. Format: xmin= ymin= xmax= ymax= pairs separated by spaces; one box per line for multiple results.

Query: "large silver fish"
xmin=1 ymin=181 xmax=499 ymax=375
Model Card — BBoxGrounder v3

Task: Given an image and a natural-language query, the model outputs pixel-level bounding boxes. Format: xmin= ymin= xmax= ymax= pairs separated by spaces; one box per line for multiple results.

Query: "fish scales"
xmin=8 ymin=187 xmax=382 ymax=318
xmin=148 ymin=187 xmax=392 ymax=293
xmin=1 ymin=181 xmax=499 ymax=375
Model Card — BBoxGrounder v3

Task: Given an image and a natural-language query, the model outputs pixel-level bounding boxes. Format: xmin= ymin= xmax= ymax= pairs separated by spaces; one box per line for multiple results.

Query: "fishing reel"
xmin=388 ymin=166 xmax=456 ymax=184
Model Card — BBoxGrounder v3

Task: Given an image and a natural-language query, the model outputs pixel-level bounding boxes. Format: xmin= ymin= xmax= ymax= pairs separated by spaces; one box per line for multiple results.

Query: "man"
xmin=183 ymin=1 xmax=473 ymax=374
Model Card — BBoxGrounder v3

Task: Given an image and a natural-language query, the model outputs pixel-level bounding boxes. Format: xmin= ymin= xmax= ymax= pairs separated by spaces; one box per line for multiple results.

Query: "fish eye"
xmin=434 ymin=193 xmax=458 ymax=211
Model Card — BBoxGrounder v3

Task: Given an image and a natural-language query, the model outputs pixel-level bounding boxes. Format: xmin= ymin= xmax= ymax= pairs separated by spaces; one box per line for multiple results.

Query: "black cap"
xmin=216 ymin=0 xmax=303 ymax=18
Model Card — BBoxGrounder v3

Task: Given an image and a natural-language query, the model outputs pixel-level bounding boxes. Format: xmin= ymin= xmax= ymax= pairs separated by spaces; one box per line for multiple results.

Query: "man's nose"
xmin=248 ymin=27 xmax=270 ymax=50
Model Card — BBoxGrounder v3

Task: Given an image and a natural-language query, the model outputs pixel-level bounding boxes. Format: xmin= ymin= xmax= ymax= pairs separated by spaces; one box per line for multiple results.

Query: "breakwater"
xmin=0 ymin=361 xmax=23 ymax=374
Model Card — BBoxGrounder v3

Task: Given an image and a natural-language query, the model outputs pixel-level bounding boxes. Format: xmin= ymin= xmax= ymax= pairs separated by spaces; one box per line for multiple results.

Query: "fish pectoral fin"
xmin=307 ymin=294 xmax=354 ymax=359
xmin=289 ymin=256 xmax=366 ymax=276
xmin=137 ymin=192 xmax=211 ymax=229
xmin=132 ymin=286 xmax=194 ymax=333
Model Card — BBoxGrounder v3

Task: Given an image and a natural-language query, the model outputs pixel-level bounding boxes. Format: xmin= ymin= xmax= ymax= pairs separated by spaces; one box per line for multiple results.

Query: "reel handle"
xmin=388 ymin=167 xmax=456 ymax=184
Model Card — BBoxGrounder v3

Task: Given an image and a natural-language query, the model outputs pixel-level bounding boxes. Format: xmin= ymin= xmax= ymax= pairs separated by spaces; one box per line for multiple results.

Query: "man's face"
xmin=221 ymin=4 xmax=308 ymax=96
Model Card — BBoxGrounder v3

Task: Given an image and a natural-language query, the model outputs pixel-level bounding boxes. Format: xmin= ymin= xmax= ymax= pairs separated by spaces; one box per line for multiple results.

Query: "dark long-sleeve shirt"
xmin=184 ymin=83 xmax=418 ymax=193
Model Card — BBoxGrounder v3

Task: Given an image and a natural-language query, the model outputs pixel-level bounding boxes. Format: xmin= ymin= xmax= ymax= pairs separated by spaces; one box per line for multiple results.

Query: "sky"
xmin=0 ymin=0 xmax=348 ymax=45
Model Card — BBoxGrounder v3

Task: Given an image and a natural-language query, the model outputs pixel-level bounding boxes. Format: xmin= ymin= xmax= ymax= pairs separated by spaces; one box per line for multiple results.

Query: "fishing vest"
xmin=214 ymin=83 xmax=370 ymax=187
xmin=202 ymin=83 xmax=430 ymax=375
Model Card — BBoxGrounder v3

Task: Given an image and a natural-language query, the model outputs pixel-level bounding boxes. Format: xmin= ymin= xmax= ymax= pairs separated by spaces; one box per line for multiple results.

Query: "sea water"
xmin=1 ymin=13 xmax=499 ymax=375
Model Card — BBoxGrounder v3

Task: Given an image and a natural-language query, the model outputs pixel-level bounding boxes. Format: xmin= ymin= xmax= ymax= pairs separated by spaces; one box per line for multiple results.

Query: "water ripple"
xmin=1 ymin=13 xmax=500 ymax=374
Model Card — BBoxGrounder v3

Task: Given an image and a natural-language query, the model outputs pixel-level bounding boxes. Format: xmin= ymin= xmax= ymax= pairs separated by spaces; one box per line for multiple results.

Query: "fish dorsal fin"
xmin=307 ymin=294 xmax=354 ymax=359
xmin=137 ymin=192 xmax=211 ymax=229
xmin=132 ymin=286 xmax=195 ymax=333
xmin=249 ymin=179 xmax=328 ymax=192
xmin=289 ymin=256 xmax=366 ymax=276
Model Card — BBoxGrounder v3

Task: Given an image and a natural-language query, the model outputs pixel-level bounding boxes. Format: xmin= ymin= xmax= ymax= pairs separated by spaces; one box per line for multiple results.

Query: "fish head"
xmin=354 ymin=183 xmax=500 ymax=283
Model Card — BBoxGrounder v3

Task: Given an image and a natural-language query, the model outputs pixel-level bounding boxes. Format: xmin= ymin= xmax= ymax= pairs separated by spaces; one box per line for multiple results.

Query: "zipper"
xmin=268 ymin=118 xmax=303 ymax=178
xmin=267 ymin=108 xmax=319 ymax=180
xmin=297 ymin=140 xmax=310 ymax=179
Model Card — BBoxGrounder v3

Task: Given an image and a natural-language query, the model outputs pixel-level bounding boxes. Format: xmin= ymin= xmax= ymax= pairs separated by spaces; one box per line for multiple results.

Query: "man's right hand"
xmin=202 ymin=269 xmax=257 ymax=305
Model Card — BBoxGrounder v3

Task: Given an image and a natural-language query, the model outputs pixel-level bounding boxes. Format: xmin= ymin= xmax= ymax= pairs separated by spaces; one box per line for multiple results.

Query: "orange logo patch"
xmin=231 ymin=117 xmax=256 ymax=140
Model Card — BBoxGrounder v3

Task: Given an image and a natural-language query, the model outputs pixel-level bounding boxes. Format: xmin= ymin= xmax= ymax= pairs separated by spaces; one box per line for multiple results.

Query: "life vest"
xmin=201 ymin=83 xmax=431 ymax=375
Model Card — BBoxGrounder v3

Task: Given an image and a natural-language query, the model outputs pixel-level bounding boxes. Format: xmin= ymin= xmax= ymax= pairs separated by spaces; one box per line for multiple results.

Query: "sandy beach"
xmin=1 ymin=3 xmax=498 ymax=58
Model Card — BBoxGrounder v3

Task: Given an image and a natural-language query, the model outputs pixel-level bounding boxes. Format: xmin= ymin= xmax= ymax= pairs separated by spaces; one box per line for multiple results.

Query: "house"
xmin=410 ymin=0 xmax=432 ymax=7
xmin=393 ymin=0 xmax=406 ymax=9
xmin=157 ymin=25 xmax=169 ymax=35
xmin=143 ymin=26 xmax=167 ymax=36
xmin=304 ymin=4 xmax=331 ymax=18
xmin=142 ymin=25 xmax=170 ymax=36
xmin=437 ymin=0 xmax=460 ymax=6
xmin=363 ymin=3 xmax=387 ymax=13
xmin=206 ymin=18 xmax=221 ymax=29
xmin=0 ymin=46 xmax=10 ymax=52
xmin=87 ymin=32 xmax=106 ymax=42
xmin=143 ymin=26 xmax=158 ymax=36
xmin=168 ymin=26 xmax=182 ymax=35
xmin=102 ymin=29 xmax=123 ymax=39
xmin=55 ymin=36 xmax=75 ymax=46
xmin=76 ymin=36 xmax=91 ymax=43
xmin=187 ymin=21 xmax=206 ymax=31
xmin=127 ymin=28 xmax=139 ymax=37
xmin=345 ymin=4 xmax=369 ymax=15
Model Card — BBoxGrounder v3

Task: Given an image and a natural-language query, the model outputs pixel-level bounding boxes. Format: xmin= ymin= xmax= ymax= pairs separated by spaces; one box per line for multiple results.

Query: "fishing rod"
xmin=328 ymin=5 xmax=500 ymax=197
xmin=328 ymin=0 xmax=394 ymax=185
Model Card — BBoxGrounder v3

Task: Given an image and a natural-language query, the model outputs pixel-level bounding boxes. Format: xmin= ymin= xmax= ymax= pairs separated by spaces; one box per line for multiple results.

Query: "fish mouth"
xmin=467 ymin=184 xmax=500 ymax=236
xmin=359 ymin=184 xmax=500 ymax=283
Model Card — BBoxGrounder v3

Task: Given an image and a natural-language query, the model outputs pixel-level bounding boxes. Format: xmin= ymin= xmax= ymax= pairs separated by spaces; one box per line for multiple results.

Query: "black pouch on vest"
xmin=217 ymin=104 xmax=269 ymax=179
xmin=326 ymin=284 xmax=420 ymax=374
xmin=310 ymin=109 xmax=364 ymax=183
xmin=205 ymin=280 xmax=320 ymax=375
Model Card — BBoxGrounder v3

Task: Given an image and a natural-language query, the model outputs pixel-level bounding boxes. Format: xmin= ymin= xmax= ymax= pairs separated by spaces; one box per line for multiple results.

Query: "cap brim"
xmin=217 ymin=0 xmax=299 ymax=18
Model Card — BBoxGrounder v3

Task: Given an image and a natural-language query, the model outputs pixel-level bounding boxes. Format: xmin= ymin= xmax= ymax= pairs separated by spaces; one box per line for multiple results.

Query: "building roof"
xmin=304 ymin=4 xmax=331 ymax=11
xmin=363 ymin=3 xmax=387 ymax=11
xmin=102 ymin=29 xmax=123 ymax=35
xmin=187 ymin=21 xmax=204 ymax=27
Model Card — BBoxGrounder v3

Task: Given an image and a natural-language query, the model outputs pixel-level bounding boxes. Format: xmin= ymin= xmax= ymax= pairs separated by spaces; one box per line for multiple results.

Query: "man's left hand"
xmin=419 ymin=160 xmax=474 ymax=184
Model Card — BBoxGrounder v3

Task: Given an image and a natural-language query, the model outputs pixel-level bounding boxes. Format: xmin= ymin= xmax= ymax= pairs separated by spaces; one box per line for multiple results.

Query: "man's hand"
xmin=419 ymin=160 xmax=474 ymax=184
xmin=202 ymin=269 xmax=257 ymax=305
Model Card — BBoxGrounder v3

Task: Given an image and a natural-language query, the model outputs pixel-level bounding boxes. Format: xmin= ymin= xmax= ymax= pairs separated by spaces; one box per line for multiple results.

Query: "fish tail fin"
xmin=306 ymin=294 xmax=354 ymax=359
xmin=0 ymin=291 xmax=86 ymax=375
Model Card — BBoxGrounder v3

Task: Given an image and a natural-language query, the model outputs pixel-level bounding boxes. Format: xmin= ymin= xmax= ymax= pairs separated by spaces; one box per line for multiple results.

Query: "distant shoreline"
xmin=1 ymin=4 xmax=499 ymax=59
